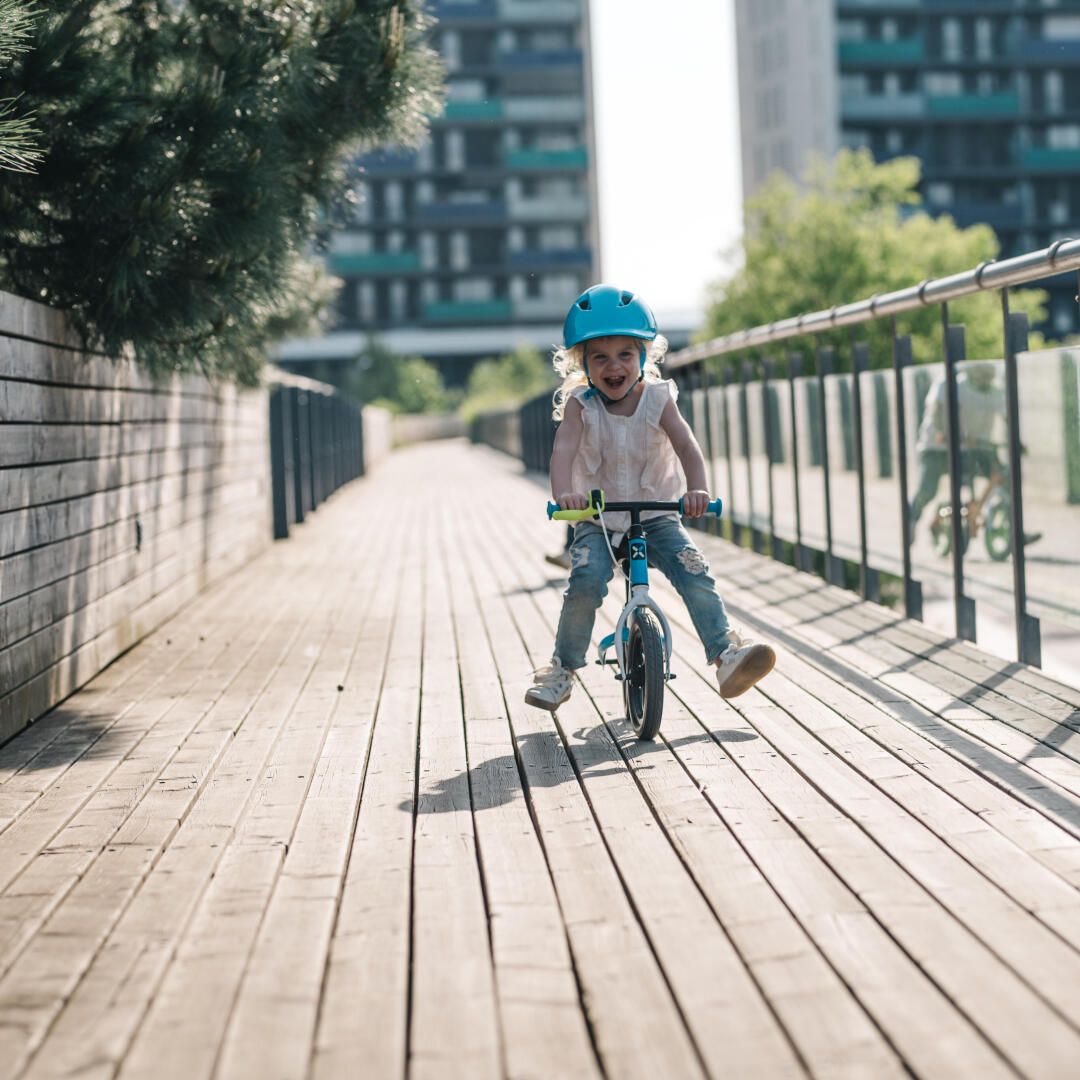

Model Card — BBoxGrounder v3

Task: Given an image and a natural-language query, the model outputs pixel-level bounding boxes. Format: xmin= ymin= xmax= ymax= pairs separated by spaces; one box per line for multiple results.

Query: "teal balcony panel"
xmin=328 ymin=251 xmax=420 ymax=274
xmin=927 ymin=93 xmax=1019 ymax=116
xmin=840 ymin=93 xmax=925 ymax=119
xmin=1021 ymin=147 xmax=1080 ymax=171
xmin=423 ymin=300 xmax=512 ymax=323
xmin=506 ymin=148 xmax=588 ymax=170
xmin=440 ymin=100 xmax=503 ymax=121
xmin=838 ymin=38 xmax=924 ymax=64
xmin=498 ymin=0 xmax=582 ymax=21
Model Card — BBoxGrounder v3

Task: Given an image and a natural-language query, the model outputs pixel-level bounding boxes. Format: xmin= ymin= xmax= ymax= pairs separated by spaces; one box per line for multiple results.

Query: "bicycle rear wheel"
xmin=623 ymin=609 xmax=665 ymax=741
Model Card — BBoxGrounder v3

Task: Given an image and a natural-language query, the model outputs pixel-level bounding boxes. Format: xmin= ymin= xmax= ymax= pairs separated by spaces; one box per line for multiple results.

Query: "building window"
xmin=975 ymin=18 xmax=993 ymax=60
xmin=926 ymin=182 xmax=954 ymax=205
xmin=1045 ymin=70 xmax=1065 ymax=115
xmin=454 ymin=277 xmax=494 ymax=302
xmin=942 ymin=18 xmax=962 ymax=62
xmin=837 ymin=19 xmax=865 ymax=43
xmin=1048 ymin=123 xmax=1080 ymax=149
xmin=925 ymin=72 xmax=963 ymax=96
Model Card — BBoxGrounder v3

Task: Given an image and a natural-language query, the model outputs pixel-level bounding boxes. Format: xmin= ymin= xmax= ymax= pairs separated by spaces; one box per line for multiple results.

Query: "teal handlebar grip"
xmin=678 ymin=497 xmax=724 ymax=516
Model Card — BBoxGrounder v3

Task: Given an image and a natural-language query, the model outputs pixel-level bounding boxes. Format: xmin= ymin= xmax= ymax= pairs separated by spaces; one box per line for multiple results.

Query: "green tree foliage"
xmin=0 ymin=0 xmax=41 ymax=172
xmin=340 ymin=335 xmax=451 ymax=414
xmin=459 ymin=343 xmax=556 ymax=420
xmin=701 ymin=149 xmax=1047 ymax=370
xmin=0 ymin=1 xmax=442 ymax=383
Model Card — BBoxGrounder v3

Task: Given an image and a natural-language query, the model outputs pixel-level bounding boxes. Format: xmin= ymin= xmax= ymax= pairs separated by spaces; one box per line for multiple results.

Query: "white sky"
xmin=588 ymin=0 xmax=742 ymax=329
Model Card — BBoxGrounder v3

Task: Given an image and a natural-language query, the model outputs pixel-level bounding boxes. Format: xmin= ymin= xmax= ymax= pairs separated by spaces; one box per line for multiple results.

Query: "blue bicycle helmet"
xmin=563 ymin=284 xmax=658 ymax=403
xmin=562 ymin=284 xmax=657 ymax=349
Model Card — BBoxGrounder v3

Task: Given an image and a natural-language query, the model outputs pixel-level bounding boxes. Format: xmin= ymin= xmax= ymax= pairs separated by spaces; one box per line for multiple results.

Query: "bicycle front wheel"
xmin=984 ymin=493 xmax=1012 ymax=561
xmin=623 ymin=609 xmax=665 ymax=741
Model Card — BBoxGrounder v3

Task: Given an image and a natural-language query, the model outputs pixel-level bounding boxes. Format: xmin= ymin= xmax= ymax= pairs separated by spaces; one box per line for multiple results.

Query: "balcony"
xmin=327 ymin=251 xmax=420 ymax=275
xmin=840 ymin=93 xmax=926 ymax=120
xmin=512 ymin=296 xmax=572 ymax=321
xmin=506 ymin=147 xmax=588 ymax=170
xmin=944 ymin=202 xmax=1025 ymax=229
xmin=503 ymin=96 xmax=585 ymax=122
xmin=507 ymin=193 xmax=589 ymax=221
xmin=838 ymin=38 xmax=924 ymax=64
xmin=1020 ymin=147 xmax=1080 ymax=171
xmin=438 ymin=100 xmax=502 ymax=122
xmin=429 ymin=1 xmax=497 ymax=18
xmin=360 ymin=149 xmax=418 ymax=174
xmin=508 ymin=247 xmax=592 ymax=269
xmin=417 ymin=200 xmax=507 ymax=223
xmin=423 ymin=299 xmax=512 ymax=323
xmin=926 ymin=92 xmax=1019 ymax=117
xmin=499 ymin=48 xmax=583 ymax=68
xmin=1008 ymin=37 xmax=1080 ymax=64
xmin=497 ymin=0 xmax=582 ymax=21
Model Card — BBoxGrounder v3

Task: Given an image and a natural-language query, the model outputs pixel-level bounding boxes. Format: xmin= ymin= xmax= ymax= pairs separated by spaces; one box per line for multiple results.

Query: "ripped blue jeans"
xmin=553 ymin=517 xmax=732 ymax=671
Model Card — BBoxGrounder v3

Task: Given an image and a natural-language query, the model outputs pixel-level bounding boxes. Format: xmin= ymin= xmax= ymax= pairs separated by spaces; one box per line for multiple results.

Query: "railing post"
xmin=741 ymin=360 xmax=763 ymax=553
xmin=762 ymin=356 xmax=778 ymax=560
xmin=941 ymin=304 xmax=977 ymax=642
xmin=699 ymin=359 xmax=719 ymax=535
xmin=816 ymin=341 xmax=843 ymax=585
xmin=891 ymin=325 xmax=923 ymax=620
xmin=721 ymin=366 xmax=739 ymax=545
xmin=269 ymin=387 xmax=290 ymax=540
xmin=292 ymin=389 xmax=310 ymax=522
xmin=850 ymin=335 xmax=879 ymax=601
xmin=786 ymin=351 xmax=811 ymax=572
xmin=1001 ymin=292 xmax=1042 ymax=666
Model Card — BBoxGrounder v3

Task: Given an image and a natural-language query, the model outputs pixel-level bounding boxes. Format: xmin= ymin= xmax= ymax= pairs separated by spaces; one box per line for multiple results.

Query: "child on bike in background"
xmin=525 ymin=284 xmax=776 ymax=711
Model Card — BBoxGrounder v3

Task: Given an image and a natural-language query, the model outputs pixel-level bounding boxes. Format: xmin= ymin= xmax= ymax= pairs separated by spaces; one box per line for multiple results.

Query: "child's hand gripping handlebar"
xmin=546 ymin=489 xmax=723 ymax=520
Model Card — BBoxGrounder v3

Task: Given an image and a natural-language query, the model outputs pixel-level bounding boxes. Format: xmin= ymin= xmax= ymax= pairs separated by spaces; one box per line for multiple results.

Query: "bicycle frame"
xmin=547 ymin=488 xmax=723 ymax=682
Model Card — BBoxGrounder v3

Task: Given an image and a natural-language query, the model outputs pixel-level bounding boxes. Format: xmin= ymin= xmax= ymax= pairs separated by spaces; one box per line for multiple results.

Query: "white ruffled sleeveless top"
xmin=570 ymin=378 xmax=686 ymax=541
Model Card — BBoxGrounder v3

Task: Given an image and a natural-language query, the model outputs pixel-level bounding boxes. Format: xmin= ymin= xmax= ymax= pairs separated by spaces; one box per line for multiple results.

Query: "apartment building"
xmin=279 ymin=0 xmax=599 ymax=381
xmin=736 ymin=0 xmax=1080 ymax=336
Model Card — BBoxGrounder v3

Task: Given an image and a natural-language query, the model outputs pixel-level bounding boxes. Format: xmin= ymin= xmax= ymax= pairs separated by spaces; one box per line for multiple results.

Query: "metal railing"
xmin=268 ymin=384 xmax=367 ymax=540
xmin=664 ymin=238 xmax=1080 ymax=669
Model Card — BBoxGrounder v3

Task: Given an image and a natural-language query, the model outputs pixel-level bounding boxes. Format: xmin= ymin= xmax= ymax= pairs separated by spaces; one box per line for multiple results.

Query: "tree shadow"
xmin=0 ymin=696 xmax=132 ymax=773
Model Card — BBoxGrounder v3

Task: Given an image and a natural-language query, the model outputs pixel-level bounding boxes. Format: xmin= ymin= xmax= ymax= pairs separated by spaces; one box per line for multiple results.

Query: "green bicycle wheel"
xmin=623 ymin=609 xmax=665 ymax=741
xmin=984 ymin=493 xmax=1012 ymax=562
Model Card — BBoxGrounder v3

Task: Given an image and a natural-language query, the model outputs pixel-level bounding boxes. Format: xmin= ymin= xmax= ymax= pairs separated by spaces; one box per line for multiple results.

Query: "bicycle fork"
xmin=595 ymin=521 xmax=675 ymax=681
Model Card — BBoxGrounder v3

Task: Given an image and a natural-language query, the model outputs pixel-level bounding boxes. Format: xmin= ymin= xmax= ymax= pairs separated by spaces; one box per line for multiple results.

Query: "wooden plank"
xmin=0 ymin=440 xmax=268 ymax=511
xmin=0 ymin=418 xmax=267 ymax=470
xmin=0 ymin=375 xmax=258 ymax=427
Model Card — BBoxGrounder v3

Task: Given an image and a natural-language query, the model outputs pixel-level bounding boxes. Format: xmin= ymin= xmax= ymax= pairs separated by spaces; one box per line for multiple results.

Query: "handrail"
xmin=667 ymin=236 xmax=1080 ymax=369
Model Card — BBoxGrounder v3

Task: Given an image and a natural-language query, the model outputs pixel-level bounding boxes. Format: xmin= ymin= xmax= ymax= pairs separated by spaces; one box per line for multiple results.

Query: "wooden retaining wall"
xmin=0 ymin=290 xmax=272 ymax=742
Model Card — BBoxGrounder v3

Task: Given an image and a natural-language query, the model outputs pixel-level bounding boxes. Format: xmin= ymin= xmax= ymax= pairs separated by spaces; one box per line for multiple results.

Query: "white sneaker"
xmin=715 ymin=632 xmax=776 ymax=699
xmin=525 ymin=658 xmax=574 ymax=711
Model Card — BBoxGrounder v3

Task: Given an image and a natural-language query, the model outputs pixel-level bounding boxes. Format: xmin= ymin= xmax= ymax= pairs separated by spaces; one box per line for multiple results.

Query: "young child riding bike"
xmin=525 ymin=284 xmax=776 ymax=711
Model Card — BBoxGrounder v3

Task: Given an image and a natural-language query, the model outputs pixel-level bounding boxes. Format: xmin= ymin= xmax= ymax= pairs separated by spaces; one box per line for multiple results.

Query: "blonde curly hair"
xmin=550 ymin=334 xmax=669 ymax=420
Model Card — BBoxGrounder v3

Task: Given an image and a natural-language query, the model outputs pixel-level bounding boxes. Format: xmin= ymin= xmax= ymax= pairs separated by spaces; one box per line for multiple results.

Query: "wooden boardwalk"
xmin=2 ymin=439 xmax=1080 ymax=1080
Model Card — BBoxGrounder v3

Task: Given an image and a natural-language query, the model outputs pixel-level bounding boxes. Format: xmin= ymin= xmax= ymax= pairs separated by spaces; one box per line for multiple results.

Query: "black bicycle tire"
xmin=623 ymin=609 xmax=665 ymax=741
